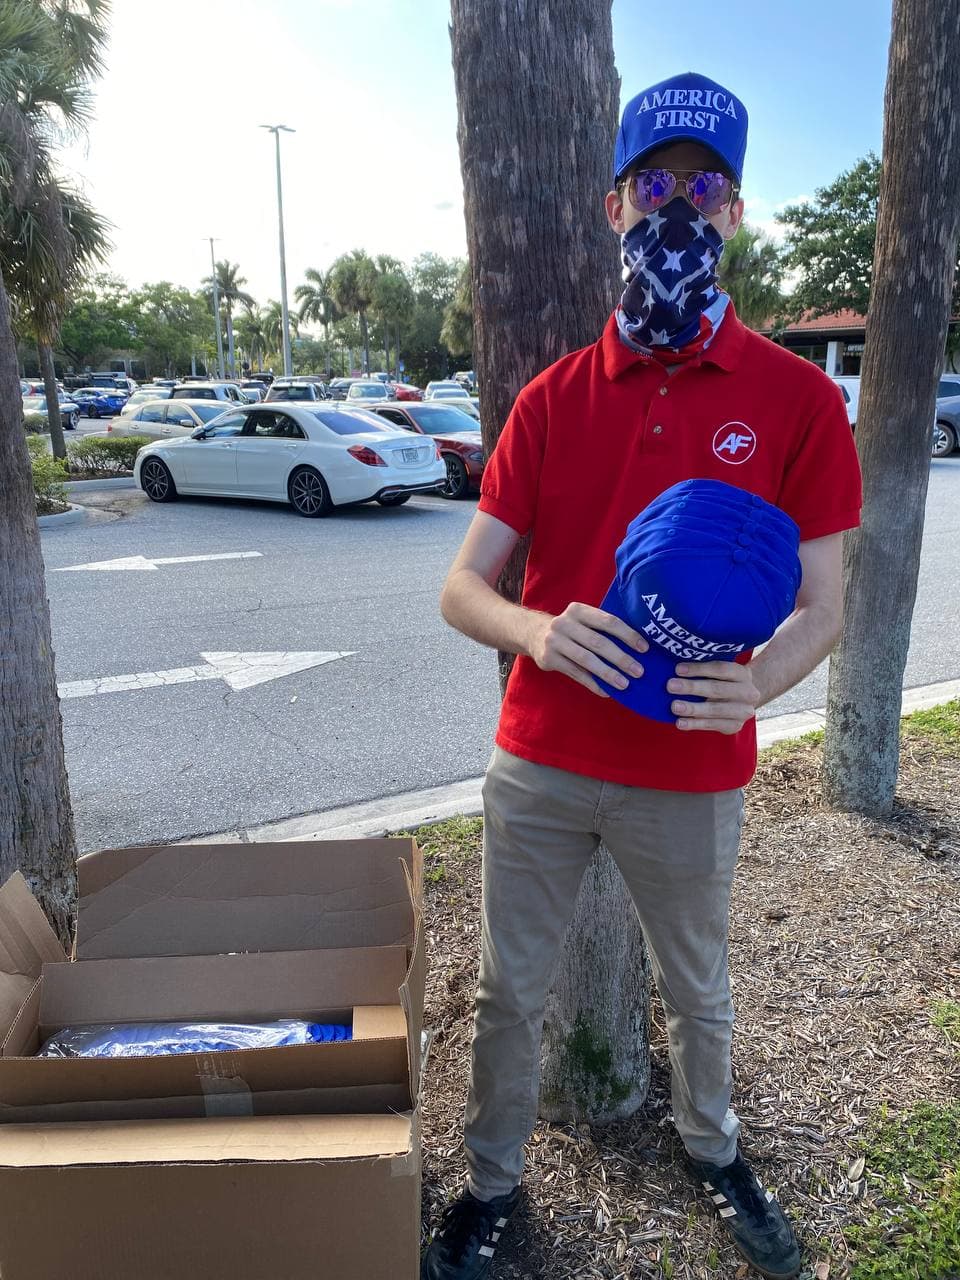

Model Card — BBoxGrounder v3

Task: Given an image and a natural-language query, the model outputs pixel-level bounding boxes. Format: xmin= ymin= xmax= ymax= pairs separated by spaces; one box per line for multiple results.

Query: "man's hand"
xmin=668 ymin=660 xmax=761 ymax=734
xmin=527 ymin=603 xmax=648 ymax=698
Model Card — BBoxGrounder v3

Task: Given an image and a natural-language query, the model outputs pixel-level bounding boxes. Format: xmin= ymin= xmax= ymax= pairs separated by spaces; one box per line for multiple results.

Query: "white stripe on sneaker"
xmin=491 ymin=1231 xmax=501 ymax=1242
xmin=495 ymin=1217 xmax=508 ymax=1227
xmin=478 ymin=1245 xmax=495 ymax=1257
xmin=766 ymin=1190 xmax=774 ymax=1202
xmin=719 ymin=1206 xmax=737 ymax=1218
xmin=710 ymin=1193 xmax=728 ymax=1206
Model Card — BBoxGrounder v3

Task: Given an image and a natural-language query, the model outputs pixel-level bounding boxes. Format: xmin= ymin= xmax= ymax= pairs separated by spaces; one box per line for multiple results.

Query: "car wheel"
xmin=377 ymin=493 xmax=411 ymax=507
xmin=932 ymin=420 xmax=957 ymax=458
xmin=86 ymin=405 xmax=99 ymax=419
xmin=441 ymin=454 xmax=470 ymax=499
xmin=140 ymin=457 xmax=177 ymax=503
xmin=288 ymin=466 xmax=332 ymax=517
xmin=65 ymin=411 xmax=79 ymax=430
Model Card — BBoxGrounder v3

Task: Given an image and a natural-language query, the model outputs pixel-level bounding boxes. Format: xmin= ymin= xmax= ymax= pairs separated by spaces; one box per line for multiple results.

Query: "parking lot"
xmin=41 ymin=457 xmax=960 ymax=853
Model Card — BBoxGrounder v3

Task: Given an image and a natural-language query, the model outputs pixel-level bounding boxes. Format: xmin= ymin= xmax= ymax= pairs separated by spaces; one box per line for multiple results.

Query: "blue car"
xmin=72 ymin=386 xmax=127 ymax=418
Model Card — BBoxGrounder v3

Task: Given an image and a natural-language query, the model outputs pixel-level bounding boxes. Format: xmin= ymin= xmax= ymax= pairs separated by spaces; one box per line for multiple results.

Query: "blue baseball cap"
xmin=614 ymin=72 xmax=749 ymax=184
xmin=597 ymin=480 xmax=800 ymax=723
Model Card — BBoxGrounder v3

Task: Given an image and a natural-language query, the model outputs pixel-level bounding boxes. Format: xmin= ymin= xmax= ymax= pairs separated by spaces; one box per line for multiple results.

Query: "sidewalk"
xmin=200 ymin=676 xmax=960 ymax=845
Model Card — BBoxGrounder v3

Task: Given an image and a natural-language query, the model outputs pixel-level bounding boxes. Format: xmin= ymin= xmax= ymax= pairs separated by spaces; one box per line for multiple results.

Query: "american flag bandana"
xmin=616 ymin=196 xmax=730 ymax=364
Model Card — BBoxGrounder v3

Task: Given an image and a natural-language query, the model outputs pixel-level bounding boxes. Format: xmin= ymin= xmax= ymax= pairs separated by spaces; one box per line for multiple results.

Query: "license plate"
xmin=401 ymin=447 xmax=421 ymax=462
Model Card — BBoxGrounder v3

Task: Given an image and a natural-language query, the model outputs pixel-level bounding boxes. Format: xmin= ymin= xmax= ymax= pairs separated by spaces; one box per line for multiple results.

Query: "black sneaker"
xmin=688 ymin=1152 xmax=801 ymax=1279
xmin=421 ymin=1185 xmax=521 ymax=1280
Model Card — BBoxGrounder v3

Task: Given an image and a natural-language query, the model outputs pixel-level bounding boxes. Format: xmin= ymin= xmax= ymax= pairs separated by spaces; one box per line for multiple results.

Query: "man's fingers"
xmin=676 ymin=715 xmax=745 ymax=735
xmin=563 ymin=639 xmax=635 ymax=691
xmin=668 ymin=677 xmax=749 ymax=701
xmin=569 ymin=604 xmax=649 ymax=654
xmin=567 ymin=622 xmax=645 ymax=677
xmin=674 ymin=661 xmax=745 ymax=681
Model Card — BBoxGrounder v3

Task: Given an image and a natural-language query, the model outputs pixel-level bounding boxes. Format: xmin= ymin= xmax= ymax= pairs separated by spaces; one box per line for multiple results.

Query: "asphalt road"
xmin=41 ymin=458 xmax=960 ymax=853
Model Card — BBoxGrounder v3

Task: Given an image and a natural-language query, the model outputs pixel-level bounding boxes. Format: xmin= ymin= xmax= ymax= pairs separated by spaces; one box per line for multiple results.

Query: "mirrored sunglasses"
xmin=624 ymin=169 xmax=737 ymax=217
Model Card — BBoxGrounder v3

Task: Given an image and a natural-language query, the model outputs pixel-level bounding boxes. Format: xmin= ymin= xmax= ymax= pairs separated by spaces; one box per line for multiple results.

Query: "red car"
xmin=389 ymin=382 xmax=423 ymax=401
xmin=369 ymin=401 xmax=484 ymax=498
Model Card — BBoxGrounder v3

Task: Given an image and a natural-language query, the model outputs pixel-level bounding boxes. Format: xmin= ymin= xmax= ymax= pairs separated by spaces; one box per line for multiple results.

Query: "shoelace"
xmin=436 ymin=1197 xmax=500 ymax=1260
xmin=713 ymin=1161 xmax=777 ymax=1233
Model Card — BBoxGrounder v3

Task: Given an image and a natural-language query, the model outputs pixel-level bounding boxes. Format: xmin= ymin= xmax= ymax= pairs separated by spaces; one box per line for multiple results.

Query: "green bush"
xmin=67 ymin=434 xmax=151 ymax=475
xmin=32 ymin=450 xmax=68 ymax=515
xmin=25 ymin=434 xmax=49 ymax=460
xmin=23 ymin=411 xmax=49 ymax=433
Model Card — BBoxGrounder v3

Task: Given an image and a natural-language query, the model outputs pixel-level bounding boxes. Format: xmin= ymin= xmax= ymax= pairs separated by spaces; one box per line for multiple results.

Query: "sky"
xmin=61 ymin=0 xmax=893 ymax=308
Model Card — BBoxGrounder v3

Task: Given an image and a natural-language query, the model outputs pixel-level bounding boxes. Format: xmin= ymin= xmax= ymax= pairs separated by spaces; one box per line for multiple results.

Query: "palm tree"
xmin=294 ymin=267 xmax=341 ymax=378
xmin=262 ymin=299 xmax=298 ymax=365
xmin=717 ymin=223 xmax=785 ymax=330
xmin=0 ymin=0 xmax=111 ymax=939
xmin=236 ymin=305 xmax=269 ymax=373
xmin=328 ymin=250 xmax=378 ymax=375
xmin=203 ymin=261 xmax=253 ymax=379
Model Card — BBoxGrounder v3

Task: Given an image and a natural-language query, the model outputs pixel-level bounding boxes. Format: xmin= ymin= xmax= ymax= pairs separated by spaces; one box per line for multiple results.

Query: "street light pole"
xmin=261 ymin=124 xmax=295 ymax=378
xmin=207 ymin=237 xmax=225 ymax=380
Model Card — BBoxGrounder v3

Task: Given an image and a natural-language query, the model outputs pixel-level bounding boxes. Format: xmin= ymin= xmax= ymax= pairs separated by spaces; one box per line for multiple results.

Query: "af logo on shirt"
xmin=712 ymin=421 xmax=757 ymax=464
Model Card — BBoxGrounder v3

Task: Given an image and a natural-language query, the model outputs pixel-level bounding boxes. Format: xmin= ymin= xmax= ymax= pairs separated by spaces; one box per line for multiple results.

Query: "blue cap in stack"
xmin=598 ymin=479 xmax=802 ymax=723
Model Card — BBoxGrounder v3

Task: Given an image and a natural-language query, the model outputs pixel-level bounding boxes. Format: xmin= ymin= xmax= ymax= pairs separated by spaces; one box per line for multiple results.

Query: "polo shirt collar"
xmin=601 ymin=297 xmax=747 ymax=380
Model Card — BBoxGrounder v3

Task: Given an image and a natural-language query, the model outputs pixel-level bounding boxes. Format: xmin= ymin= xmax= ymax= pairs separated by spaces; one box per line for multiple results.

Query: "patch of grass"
xmin=393 ymin=816 xmax=482 ymax=882
xmin=845 ymin=1101 xmax=960 ymax=1280
xmin=932 ymin=1000 xmax=960 ymax=1046
xmin=901 ymin=700 xmax=960 ymax=746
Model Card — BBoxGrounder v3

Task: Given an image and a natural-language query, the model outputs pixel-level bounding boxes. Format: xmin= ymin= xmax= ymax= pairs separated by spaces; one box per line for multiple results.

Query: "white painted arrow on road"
xmin=58 ymin=651 xmax=354 ymax=701
xmin=55 ymin=552 xmax=263 ymax=572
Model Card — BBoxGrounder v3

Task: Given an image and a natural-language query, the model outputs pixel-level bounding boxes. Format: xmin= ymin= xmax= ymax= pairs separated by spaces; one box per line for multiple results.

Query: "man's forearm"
xmin=748 ymin=602 xmax=841 ymax=709
xmin=440 ymin=568 xmax=544 ymax=657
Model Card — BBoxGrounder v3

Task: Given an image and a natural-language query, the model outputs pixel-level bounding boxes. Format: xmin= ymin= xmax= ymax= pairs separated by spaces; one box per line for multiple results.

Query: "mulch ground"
xmin=417 ymin=731 xmax=960 ymax=1279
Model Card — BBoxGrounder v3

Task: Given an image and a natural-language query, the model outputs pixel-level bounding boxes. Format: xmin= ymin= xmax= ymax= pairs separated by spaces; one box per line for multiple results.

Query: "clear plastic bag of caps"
xmin=37 ymin=1019 xmax=352 ymax=1058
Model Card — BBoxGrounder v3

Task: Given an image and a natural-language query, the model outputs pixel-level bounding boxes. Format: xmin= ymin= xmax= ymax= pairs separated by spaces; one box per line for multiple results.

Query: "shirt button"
xmin=659 ymin=386 xmax=668 ymax=396
xmin=652 ymin=424 xmax=663 ymax=434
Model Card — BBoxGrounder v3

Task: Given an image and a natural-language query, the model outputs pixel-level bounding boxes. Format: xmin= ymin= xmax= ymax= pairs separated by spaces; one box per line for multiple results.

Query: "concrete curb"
xmin=193 ymin=677 xmax=960 ymax=847
xmin=64 ymin=477 xmax=136 ymax=492
xmin=37 ymin=503 xmax=87 ymax=529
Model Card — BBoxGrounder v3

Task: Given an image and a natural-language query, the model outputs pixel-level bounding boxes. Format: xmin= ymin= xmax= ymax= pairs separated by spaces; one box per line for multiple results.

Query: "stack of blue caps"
xmin=598 ymin=479 xmax=802 ymax=723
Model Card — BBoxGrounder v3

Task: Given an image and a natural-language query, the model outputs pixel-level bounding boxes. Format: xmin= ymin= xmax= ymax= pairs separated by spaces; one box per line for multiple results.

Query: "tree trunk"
xmin=540 ymin=848 xmax=651 ymax=1122
xmin=359 ymin=312 xmax=370 ymax=374
xmin=450 ymin=0 xmax=649 ymax=1124
xmin=823 ymin=0 xmax=960 ymax=815
xmin=226 ymin=309 xmax=236 ymax=380
xmin=1 ymin=272 xmax=77 ymax=943
xmin=37 ymin=342 xmax=66 ymax=460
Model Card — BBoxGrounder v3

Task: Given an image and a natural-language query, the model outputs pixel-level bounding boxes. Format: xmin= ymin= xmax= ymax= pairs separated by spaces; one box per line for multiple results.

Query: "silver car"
xmin=107 ymin=399 xmax=231 ymax=441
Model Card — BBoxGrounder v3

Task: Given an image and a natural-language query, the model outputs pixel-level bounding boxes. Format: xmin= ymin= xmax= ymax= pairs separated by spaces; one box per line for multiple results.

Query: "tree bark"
xmin=359 ymin=311 xmax=370 ymax=375
xmin=451 ymin=0 xmax=650 ymax=1123
xmin=1 ymin=272 xmax=77 ymax=943
xmin=37 ymin=342 xmax=66 ymax=460
xmin=823 ymin=0 xmax=960 ymax=815
xmin=226 ymin=309 xmax=236 ymax=380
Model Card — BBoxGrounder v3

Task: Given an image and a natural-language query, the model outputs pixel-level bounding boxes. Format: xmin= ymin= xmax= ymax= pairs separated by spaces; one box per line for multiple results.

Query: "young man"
xmin=423 ymin=72 xmax=862 ymax=1280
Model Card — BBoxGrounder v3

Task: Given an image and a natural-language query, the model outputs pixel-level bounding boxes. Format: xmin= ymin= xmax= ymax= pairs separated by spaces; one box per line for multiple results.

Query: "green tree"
xmin=0 ymin=0 xmax=111 ymax=938
xmin=371 ymin=257 xmax=414 ymax=377
xmin=777 ymin=155 xmax=882 ymax=319
xmin=410 ymin=252 xmax=461 ymax=308
xmin=440 ymin=259 xmax=473 ymax=360
xmin=717 ymin=222 xmax=785 ymax=330
xmin=235 ymin=304 xmax=269 ymax=373
xmin=203 ymin=260 xmax=253 ymax=379
xmin=262 ymin=299 xmax=298 ymax=365
xmin=133 ymin=282 xmax=210 ymax=376
xmin=294 ymin=267 xmax=340 ymax=376
xmin=58 ymin=273 xmax=136 ymax=369
xmin=328 ymin=250 xmax=378 ymax=374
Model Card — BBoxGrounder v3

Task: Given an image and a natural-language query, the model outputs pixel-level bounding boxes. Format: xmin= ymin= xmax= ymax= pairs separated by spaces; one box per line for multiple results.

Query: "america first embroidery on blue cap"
xmin=639 ymin=592 xmax=746 ymax=662
xmin=635 ymin=87 xmax=739 ymax=137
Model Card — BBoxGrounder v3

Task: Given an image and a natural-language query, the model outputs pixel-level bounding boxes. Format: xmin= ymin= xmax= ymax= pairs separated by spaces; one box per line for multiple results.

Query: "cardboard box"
xmin=0 ymin=837 xmax=425 ymax=1280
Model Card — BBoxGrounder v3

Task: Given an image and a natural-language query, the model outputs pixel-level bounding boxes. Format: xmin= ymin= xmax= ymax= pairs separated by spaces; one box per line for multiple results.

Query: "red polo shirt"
xmin=477 ymin=304 xmax=863 ymax=792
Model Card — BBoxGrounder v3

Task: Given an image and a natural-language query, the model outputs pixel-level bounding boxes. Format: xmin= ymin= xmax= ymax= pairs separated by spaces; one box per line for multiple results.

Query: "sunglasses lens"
xmin=629 ymin=169 xmax=676 ymax=213
xmin=686 ymin=172 xmax=734 ymax=215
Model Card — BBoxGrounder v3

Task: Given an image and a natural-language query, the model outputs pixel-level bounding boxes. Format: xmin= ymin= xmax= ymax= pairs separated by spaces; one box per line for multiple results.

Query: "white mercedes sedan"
xmin=133 ymin=403 xmax=446 ymax=517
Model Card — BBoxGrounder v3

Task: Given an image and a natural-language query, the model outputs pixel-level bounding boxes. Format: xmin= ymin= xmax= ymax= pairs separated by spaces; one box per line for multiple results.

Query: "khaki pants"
xmin=465 ymin=746 xmax=744 ymax=1201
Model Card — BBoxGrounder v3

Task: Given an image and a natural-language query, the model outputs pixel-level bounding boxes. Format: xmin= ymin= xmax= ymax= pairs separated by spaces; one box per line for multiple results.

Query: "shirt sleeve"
xmin=477 ymin=389 xmax=546 ymax=536
xmin=776 ymin=380 xmax=863 ymax=541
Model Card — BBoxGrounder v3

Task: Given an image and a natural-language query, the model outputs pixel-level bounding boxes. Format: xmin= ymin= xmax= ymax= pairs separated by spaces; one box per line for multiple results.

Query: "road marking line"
xmin=55 ymin=552 xmax=263 ymax=572
xmin=58 ymin=650 xmax=354 ymax=701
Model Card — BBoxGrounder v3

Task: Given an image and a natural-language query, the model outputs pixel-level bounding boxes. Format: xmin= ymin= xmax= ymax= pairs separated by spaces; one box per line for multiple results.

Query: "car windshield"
xmin=188 ymin=403 xmax=229 ymax=423
xmin=406 ymin=405 xmax=480 ymax=435
xmin=273 ymin=385 xmax=315 ymax=400
xmin=311 ymin=409 xmax=400 ymax=436
xmin=350 ymin=384 xmax=386 ymax=397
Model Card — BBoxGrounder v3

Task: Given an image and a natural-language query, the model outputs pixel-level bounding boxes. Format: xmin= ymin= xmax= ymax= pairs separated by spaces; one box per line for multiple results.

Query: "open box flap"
xmin=0 ymin=875 xmax=66 ymax=1039
xmin=0 ymin=1112 xmax=414 ymax=1167
xmin=76 ymin=840 xmax=422 ymax=960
